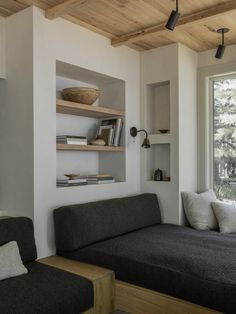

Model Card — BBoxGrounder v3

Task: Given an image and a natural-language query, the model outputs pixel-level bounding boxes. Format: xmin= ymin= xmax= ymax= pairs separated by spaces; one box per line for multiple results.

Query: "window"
xmin=211 ymin=76 xmax=236 ymax=200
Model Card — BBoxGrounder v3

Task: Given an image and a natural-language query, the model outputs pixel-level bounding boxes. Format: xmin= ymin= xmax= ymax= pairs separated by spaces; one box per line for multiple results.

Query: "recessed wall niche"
xmin=56 ymin=61 xmax=126 ymax=186
xmin=146 ymin=81 xmax=170 ymax=134
xmin=146 ymin=143 xmax=171 ymax=182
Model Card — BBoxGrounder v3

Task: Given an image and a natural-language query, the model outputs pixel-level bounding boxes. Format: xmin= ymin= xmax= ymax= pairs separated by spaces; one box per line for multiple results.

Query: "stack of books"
xmin=57 ymin=135 xmax=87 ymax=145
xmin=57 ymin=177 xmax=88 ymax=187
xmin=86 ymin=174 xmax=115 ymax=184
xmin=97 ymin=118 xmax=123 ymax=146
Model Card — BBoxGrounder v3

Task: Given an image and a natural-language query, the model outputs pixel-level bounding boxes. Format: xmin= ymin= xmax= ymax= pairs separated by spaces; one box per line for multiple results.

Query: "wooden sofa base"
xmin=115 ymin=280 xmax=221 ymax=314
xmin=39 ymin=256 xmax=115 ymax=314
xmin=39 ymin=256 xmax=221 ymax=314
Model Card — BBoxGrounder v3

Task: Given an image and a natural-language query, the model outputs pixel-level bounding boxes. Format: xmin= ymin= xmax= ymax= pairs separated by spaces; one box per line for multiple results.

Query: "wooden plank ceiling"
xmin=1 ymin=0 xmax=236 ymax=52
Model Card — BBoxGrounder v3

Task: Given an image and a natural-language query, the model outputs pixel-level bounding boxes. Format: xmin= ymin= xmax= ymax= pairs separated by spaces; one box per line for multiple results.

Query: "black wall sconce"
xmin=215 ymin=28 xmax=229 ymax=59
xmin=130 ymin=127 xmax=151 ymax=148
xmin=166 ymin=0 xmax=180 ymax=31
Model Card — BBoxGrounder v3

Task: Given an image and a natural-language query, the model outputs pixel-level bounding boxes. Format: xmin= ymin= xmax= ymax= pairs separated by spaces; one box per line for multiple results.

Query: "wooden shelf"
xmin=146 ymin=180 xmax=171 ymax=183
xmin=57 ymin=144 xmax=124 ymax=152
xmin=57 ymin=181 xmax=123 ymax=188
xmin=56 ymin=99 xmax=125 ymax=118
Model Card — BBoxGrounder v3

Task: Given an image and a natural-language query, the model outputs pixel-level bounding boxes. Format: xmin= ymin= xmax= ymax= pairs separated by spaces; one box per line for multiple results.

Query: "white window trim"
xmin=209 ymin=74 xmax=236 ymax=190
xmin=197 ymin=62 xmax=236 ymax=192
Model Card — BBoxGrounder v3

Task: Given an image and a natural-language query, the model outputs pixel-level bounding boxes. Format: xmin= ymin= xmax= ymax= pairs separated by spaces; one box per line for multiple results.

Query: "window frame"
xmin=209 ymin=74 xmax=236 ymax=197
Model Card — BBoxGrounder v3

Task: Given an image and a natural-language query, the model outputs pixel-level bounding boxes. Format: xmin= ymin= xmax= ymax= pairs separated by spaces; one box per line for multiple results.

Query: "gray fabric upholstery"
xmin=182 ymin=190 xmax=218 ymax=230
xmin=0 ymin=217 xmax=37 ymax=262
xmin=212 ymin=201 xmax=236 ymax=233
xmin=0 ymin=217 xmax=94 ymax=314
xmin=58 ymin=224 xmax=236 ymax=314
xmin=0 ymin=261 xmax=93 ymax=314
xmin=54 ymin=193 xmax=161 ymax=251
xmin=0 ymin=241 xmax=28 ymax=281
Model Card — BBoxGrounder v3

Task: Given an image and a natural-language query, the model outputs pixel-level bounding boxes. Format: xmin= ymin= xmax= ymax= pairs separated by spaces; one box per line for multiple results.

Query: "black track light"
xmin=166 ymin=0 xmax=180 ymax=31
xmin=130 ymin=127 xmax=151 ymax=149
xmin=215 ymin=28 xmax=229 ymax=59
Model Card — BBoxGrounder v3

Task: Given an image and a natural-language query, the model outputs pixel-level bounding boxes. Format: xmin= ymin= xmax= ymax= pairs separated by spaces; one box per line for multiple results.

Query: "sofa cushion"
xmin=0 ymin=241 xmax=28 ymax=281
xmin=182 ymin=190 xmax=218 ymax=230
xmin=0 ymin=261 xmax=93 ymax=314
xmin=0 ymin=217 xmax=37 ymax=262
xmin=54 ymin=193 xmax=161 ymax=251
xmin=212 ymin=201 xmax=236 ymax=233
xmin=58 ymin=224 xmax=236 ymax=314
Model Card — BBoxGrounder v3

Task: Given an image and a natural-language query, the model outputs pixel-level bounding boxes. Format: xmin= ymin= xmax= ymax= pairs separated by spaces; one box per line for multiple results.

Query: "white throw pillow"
xmin=212 ymin=202 xmax=236 ymax=233
xmin=182 ymin=190 xmax=218 ymax=230
xmin=0 ymin=241 xmax=28 ymax=281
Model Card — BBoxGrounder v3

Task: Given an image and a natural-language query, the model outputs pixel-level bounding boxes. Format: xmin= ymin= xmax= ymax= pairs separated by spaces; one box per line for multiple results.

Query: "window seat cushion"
xmin=58 ymin=223 xmax=236 ymax=314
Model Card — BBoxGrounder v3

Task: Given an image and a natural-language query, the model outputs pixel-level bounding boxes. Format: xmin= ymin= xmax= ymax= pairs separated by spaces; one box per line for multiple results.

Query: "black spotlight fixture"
xmin=166 ymin=0 xmax=180 ymax=31
xmin=215 ymin=28 xmax=229 ymax=59
xmin=130 ymin=127 xmax=151 ymax=148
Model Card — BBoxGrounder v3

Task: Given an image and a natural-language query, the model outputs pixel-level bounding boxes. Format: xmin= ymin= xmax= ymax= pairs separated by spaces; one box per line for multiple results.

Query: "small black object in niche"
xmin=154 ymin=169 xmax=163 ymax=181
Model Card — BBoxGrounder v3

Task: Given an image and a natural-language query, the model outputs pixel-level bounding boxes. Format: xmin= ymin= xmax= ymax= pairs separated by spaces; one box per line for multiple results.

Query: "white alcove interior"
xmin=56 ymin=61 xmax=126 ymax=184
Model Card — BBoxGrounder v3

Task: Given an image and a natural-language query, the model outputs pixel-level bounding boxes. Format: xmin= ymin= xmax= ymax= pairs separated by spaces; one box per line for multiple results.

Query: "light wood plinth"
xmin=115 ymin=280 xmax=221 ymax=314
xmin=56 ymin=99 xmax=125 ymax=118
xmin=38 ymin=256 xmax=115 ymax=314
xmin=38 ymin=256 xmax=221 ymax=314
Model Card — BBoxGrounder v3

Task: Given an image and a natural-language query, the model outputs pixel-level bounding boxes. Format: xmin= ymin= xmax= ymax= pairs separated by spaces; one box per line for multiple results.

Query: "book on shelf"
xmin=87 ymin=173 xmax=112 ymax=178
xmin=97 ymin=125 xmax=114 ymax=146
xmin=86 ymin=173 xmax=115 ymax=184
xmin=97 ymin=118 xmax=123 ymax=146
xmin=56 ymin=135 xmax=87 ymax=145
xmin=57 ymin=178 xmax=87 ymax=184
xmin=57 ymin=177 xmax=87 ymax=187
xmin=57 ymin=174 xmax=115 ymax=186
xmin=87 ymin=177 xmax=114 ymax=181
xmin=57 ymin=182 xmax=88 ymax=187
xmin=87 ymin=179 xmax=115 ymax=184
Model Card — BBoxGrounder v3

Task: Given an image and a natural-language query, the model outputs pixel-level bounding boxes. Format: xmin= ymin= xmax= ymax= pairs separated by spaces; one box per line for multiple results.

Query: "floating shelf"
xmin=57 ymin=181 xmax=122 ymax=188
xmin=146 ymin=180 xmax=171 ymax=183
xmin=56 ymin=99 xmax=125 ymax=118
xmin=57 ymin=144 xmax=125 ymax=152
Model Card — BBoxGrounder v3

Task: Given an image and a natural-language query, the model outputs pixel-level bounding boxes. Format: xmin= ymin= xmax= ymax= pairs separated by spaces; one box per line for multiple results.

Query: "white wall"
xmin=0 ymin=5 xmax=219 ymax=256
xmin=178 ymin=45 xmax=198 ymax=222
xmin=197 ymin=44 xmax=236 ymax=191
xmin=0 ymin=16 xmax=6 ymax=78
xmin=0 ymin=6 xmax=140 ymax=258
xmin=0 ymin=9 xmax=34 ymax=219
xmin=141 ymin=44 xmax=180 ymax=224
xmin=140 ymin=44 xmax=198 ymax=224
xmin=32 ymin=7 xmax=140 ymax=257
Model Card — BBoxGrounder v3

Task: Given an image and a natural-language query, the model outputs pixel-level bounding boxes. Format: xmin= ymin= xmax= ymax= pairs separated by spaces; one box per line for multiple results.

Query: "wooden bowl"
xmin=62 ymin=87 xmax=100 ymax=105
xmin=158 ymin=129 xmax=169 ymax=134
xmin=64 ymin=174 xmax=80 ymax=180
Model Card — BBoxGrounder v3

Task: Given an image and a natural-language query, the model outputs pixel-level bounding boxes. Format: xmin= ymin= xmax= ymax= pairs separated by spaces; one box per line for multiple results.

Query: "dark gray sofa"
xmin=0 ymin=217 xmax=93 ymax=314
xmin=54 ymin=193 xmax=236 ymax=314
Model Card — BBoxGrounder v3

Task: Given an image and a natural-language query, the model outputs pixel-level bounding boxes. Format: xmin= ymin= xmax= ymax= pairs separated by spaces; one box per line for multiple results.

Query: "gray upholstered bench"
xmin=53 ymin=193 xmax=236 ymax=314
xmin=0 ymin=217 xmax=93 ymax=314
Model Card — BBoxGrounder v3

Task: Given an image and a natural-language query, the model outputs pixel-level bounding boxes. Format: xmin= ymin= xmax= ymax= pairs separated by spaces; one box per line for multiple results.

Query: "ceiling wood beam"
xmin=111 ymin=0 xmax=236 ymax=47
xmin=45 ymin=0 xmax=88 ymax=20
